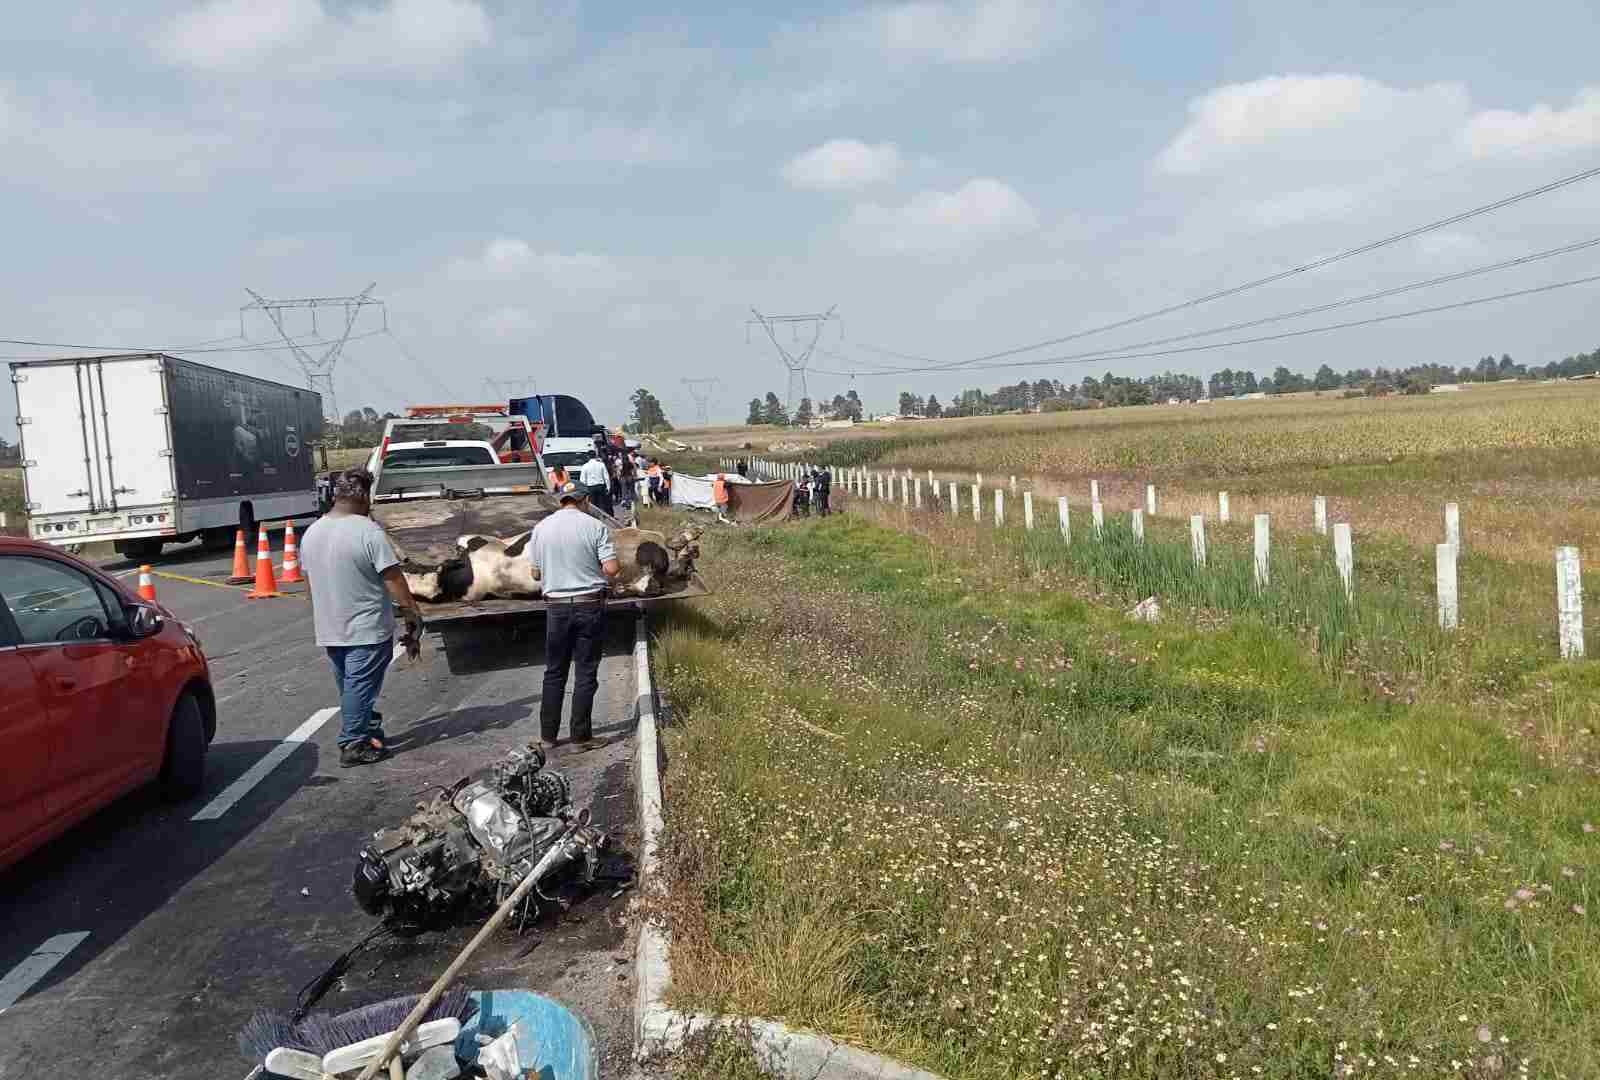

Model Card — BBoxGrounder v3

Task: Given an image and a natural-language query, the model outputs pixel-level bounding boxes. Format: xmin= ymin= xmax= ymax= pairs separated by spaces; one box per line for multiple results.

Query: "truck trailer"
xmin=10 ymin=353 xmax=324 ymax=559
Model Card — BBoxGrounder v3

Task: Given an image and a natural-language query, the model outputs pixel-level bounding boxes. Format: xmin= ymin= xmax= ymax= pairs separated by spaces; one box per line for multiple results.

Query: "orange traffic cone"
xmin=246 ymin=524 xmax=282 ymax=599
xmin=227 ymin=528 xmax=252 ymax=583
xmin=137 ymin=565 xmax=157 ymax=602
xmin=280 ymin=523 xmax=304 ymax=584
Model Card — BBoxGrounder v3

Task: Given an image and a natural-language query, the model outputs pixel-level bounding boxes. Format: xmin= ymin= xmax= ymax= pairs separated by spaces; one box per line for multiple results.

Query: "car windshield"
xmin=382 ymin=446 xmax=494 ymax=470
xmin=543 ymin=451 xmax=591 ymax=469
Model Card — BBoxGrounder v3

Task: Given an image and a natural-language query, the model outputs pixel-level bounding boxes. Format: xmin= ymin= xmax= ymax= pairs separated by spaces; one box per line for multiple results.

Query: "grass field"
xmin=681 ymin=381 xmax=1600 ymax=565
xmin=648 ymin=496 xmax=1599 ymax=1079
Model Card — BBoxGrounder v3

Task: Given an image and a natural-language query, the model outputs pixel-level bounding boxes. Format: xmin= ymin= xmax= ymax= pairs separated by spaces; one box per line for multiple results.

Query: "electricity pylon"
xmin=484 ymin=377 xmax=538 ymax=402
xmin=680 ymin=377 xmax=720 ymax=425
xmin=747 ymin=306 xmax=838 ymax=418
xmin=242 ymin=284 xmax=383 ymax=426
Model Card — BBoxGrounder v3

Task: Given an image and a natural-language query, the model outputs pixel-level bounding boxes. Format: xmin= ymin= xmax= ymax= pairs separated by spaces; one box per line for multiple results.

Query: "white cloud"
xmin=445 ymin=238 xmax=627 ymax=292
xmin=849 ymin=178 xmax=1038 ymax=252
xmin=782 ymin=139 xmax=902 ymax=191
xmin=474 ymin=306 xmax=539 ymax=340
xmin=155 ymin=0 xmax=491 ymax=77
xmin=1157 ymin=74 xmax=1468 ymax=175
xmin=1463 ymin=88 xmax=1600 ymax=159
xmin=830 ymin=0 xmax=1071 ymax=64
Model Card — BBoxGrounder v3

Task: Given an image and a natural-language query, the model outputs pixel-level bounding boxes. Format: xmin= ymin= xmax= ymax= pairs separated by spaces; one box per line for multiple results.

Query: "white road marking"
xmin=190 ymin=707 xmax=338 ymax=821
xmin=0 ymin=932 xmax=90 ymax=1013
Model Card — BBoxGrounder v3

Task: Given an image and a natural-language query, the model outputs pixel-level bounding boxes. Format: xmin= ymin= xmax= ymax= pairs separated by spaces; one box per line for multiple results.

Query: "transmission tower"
xmin=242 ymin=284 xmax=383 ymax=426
xmin=680 ymin=377 xmax=720 ymax=426
xmin=484 ymin=376 xmax=538 ymax=402
xmin=747 ymin=306 xmax=839 ymax=418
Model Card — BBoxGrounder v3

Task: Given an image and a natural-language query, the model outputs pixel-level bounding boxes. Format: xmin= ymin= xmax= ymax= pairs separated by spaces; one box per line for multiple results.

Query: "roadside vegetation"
xmin=649 ymin=499 xmax=1599 ymax=1079
xmin=684 ymin=381 xmax=1600 ymax=564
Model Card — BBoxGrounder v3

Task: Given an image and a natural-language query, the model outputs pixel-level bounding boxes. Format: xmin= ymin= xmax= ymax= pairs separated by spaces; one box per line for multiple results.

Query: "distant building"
xmin=1429 ymin=383 xmax=1463 ymax=393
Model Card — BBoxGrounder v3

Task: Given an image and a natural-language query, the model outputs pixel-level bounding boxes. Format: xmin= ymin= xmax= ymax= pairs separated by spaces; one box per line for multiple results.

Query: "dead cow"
xmin=402 ymin=524 xmax=701 ymax=604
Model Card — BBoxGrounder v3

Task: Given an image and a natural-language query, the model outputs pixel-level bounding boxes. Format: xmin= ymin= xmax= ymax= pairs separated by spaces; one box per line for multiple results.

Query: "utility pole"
xmin=680 ymin=377 xmax=720 ymax=426
xmin=747 ymin=306 xmax=839 ymax=419
xmin=242 ymin=284 xmax=383 ymax=428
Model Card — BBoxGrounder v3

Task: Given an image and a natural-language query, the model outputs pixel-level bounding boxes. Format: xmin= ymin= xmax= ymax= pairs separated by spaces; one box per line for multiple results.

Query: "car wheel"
xmin=160 ymin=692 xmax=207 ymax=801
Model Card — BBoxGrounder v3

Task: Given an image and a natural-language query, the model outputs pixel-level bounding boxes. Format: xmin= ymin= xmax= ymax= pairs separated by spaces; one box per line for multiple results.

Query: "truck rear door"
xmin=13 ymin=358 xmax=172 ymax=515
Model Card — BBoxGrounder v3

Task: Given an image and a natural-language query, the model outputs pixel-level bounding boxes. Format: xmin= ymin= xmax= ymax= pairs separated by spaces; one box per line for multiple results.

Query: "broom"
xmin=351 ymin=833 xmax=576 ymax=1079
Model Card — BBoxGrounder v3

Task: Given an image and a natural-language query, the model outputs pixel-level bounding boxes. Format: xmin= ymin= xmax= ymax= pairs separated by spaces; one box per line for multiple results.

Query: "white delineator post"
xmin=1130 ymin=508 xmax=1145 ymax=543
xmin=1313 ymin=496 xmax=1328 ymax=535
xmin=902 ymin=474 xmax=910 ymax=507
xmin=1445 ymin=502 xmax=1461 ymax=549
xmin=1145 ymin=484 xmax=1157 ymax=516
xmin=1091 ymin=500 xmax=1104 ymax=539
xmin=1556 ymin=547 xmax=1584 ymax=659
xmin=1253 ymin=514 xmax=1270 ymax=589
xmin=914 ymin=478 xmax=922 ymax=509
xmin=949 ymin=481 xmax=959 ymax=516
xmin=1333 ymin=523 xmax=1354 ymax=602
xmin=1023 ymin=491 xmax=1034 ymax=530
xmin=1436 ymin=542 xmax=1460 ymax=631
xmin=1190 ymin=514 xmax=1207 ymax=566
xmin=1058 ymin=496 xmax=1071 ymax=542
xmin=976 ymin=472 xmax=983 ymax=488
xmin=1010 ymin=475 xmax=1017 ymax=494
xmin=1219 ymin=491 xmax=1230 ymax=524
xmin=971 ymin=484 xmax=981 ymax=523
xmin=928 ymin=469 xmax=935 ymax=489
xmin=1090 ymin=479 xmax=1101 ymax=504
xmin=994 ymin=489 xmax=1004 ymax=527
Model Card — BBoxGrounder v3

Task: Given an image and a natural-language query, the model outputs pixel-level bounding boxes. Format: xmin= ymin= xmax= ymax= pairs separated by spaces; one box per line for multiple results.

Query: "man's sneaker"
xmin=340 ymin=742 xmax=388 ymax=768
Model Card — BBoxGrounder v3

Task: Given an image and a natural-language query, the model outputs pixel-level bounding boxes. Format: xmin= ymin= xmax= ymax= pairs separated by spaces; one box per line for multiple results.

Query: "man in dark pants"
xmin=529 ymin=481 xmax=620 ymax=750
xmin=300 ymin=469 xmax=426 ymax=767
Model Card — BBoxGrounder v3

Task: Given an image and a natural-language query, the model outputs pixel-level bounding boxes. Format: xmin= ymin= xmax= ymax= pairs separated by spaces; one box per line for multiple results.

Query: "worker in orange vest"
xmin=549 ymin=463 xmax=569 ymax=492
xmin=712 ymin=472 xmax=731 ymax=523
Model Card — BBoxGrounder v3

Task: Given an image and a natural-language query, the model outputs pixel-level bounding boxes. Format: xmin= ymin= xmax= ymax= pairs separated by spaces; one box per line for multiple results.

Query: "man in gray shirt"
xmin=528 ymin=481 xmax=619 ymax=749
xmin=301 ymin=469 xmax=425 ymax=767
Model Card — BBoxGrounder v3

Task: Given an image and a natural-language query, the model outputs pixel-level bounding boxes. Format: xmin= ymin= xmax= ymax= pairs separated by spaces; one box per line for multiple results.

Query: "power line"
xmin=818 ymin=234 xmax=1600 ymax=376
xmin=0 ymin=327 xmax=389 ymax=357
xmin=818 ymin=272 xmax=1600 ymax=377
xmin=854 ymin=160 xmax=1600 ymax=374
xmin=381 ymin=327 xmax=455 ymax=400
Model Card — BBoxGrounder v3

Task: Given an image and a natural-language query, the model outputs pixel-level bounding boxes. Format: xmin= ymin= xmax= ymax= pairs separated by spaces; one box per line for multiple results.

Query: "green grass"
xmin=652 ymin=508 xmax=1600 ymax=1079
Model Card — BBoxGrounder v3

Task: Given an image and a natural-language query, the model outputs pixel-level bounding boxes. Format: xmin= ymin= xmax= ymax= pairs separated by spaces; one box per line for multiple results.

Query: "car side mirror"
xmin=126 ymin=604 xmax=164 ymax=638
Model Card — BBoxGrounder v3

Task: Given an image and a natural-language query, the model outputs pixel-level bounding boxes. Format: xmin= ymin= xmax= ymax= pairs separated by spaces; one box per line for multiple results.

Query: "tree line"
xmin=746 ymin=390 xmax=864 ymax=426
xmin=884 ymin=347 xmax=1600 ymax=416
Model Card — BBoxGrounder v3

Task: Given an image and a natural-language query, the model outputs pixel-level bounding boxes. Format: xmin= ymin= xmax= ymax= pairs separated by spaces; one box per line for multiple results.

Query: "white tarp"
xmin=669 ymin=472 xmax=754 ymax=510
xmin=670 ymin=472 xmax=718 ymax=509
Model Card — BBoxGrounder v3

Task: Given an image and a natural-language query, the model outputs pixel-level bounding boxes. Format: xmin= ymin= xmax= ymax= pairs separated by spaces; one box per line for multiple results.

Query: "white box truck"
xmin=10 ymin=353 xmax=324 ymax=559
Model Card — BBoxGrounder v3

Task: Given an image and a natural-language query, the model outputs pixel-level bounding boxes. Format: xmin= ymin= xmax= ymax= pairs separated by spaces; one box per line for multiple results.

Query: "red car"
xmin=0 ymin=537 xmax=215 ymax=871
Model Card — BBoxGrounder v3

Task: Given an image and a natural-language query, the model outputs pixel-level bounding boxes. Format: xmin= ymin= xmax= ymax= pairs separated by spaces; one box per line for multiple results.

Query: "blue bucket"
xmin=455 ymin=989 xmax=598 ymax=1080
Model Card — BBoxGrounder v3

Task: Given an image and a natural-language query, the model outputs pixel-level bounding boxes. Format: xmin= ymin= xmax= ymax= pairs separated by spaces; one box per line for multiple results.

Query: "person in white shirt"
xmin=528 ymin=482 xmax=620 ymax=748
xmin=578 ymin=450 xmax=613 ymax=516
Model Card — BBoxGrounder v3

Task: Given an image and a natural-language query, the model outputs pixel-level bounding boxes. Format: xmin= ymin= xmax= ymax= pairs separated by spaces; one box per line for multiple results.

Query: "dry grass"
xmin=767 ymin=382 xmax=1600 ymax=565
xmin=651 ymin=506 xmax=1600 ymax=1080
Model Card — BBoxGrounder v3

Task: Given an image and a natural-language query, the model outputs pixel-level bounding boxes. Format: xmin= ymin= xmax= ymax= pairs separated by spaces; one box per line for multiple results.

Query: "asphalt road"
xmin=0 ymin=539 xmax=642 ymax=1078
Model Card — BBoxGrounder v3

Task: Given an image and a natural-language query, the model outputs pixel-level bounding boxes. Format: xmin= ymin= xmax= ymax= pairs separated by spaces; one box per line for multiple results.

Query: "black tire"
xmin=116 ymin=537 xmax=164 ymax=561
xmin=159 ymin=692 xmax=207 ymax=801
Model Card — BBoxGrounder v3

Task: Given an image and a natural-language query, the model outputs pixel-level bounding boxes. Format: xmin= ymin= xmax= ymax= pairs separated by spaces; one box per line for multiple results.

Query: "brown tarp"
xmin=726 ymin=479 xmax=795 ymax=524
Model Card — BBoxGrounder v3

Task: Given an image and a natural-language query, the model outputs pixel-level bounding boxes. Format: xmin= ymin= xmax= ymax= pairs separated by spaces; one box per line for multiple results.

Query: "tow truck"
xmin=362 ymin=406 xmax=708 ymax=627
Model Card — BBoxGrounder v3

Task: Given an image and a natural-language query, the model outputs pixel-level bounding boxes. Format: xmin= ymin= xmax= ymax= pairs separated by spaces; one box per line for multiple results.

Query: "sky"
xmin=3 ymin=0 xmax=1599 ymax=428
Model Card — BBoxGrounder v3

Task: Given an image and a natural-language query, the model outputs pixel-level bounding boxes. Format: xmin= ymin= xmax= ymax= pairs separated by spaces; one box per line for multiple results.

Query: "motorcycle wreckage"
xmin=353 ymin=744 xmax=609 ymax=928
